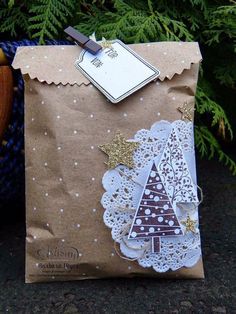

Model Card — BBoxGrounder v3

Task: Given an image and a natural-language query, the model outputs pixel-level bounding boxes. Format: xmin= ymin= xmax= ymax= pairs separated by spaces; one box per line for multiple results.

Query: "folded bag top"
xmin=12 ymin=42 xmax=201 ymax=84
xmin=12 ymin=41 xmax=204 ymax=283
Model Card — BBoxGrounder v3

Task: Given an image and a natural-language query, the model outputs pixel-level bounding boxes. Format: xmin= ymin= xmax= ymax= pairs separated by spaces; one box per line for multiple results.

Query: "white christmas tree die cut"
xmin=157 ymin=127 xmax=199 ymax=204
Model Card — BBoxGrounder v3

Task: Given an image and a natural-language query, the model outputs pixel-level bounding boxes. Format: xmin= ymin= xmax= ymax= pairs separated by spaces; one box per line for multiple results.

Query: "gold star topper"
xmin=99 ymin=132 xmax=140 ymax=169
xmin=101 ymin=37 xmax=113 ymax=49
xmin=181 ymin=214 xmax=198 ymax=234
xmin=177 ymin=102 xmax=195 ymax=121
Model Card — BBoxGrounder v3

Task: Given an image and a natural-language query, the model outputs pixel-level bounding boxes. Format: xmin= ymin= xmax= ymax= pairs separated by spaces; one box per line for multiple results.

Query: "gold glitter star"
xmin=99 ymin=132 xmax=139 ymax=169
xmin=177 ymin=102 xmax=195 ymax=121
xmin=101 ymin=37 xmax=113 ymax=49
xmin=181 ymin=214 xmax=197 ymax=234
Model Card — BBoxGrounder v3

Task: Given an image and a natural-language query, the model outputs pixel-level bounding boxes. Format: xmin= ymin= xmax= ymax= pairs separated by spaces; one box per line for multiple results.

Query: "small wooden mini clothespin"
xmin=64 ymin=26 xmax=102 ymax=55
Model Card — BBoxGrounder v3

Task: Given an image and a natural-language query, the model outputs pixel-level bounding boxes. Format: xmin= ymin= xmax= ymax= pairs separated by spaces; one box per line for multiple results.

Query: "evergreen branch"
xmin=147 ymin=0 xmax=154 ymax=14
xmin=195 ymin=126 xmax=236 ymax=175
xmin=29 ymin=0 xmax=76 ymax=44
xmin=8 ymin=0 xmax=15 ymax=8
xmin=0 ymin=4 xmax=30 ymax=37
xmin=214 ymin=62 xmax=236 ymax=88
xmin=155 ymin=11 xmax=193 ymax=41
xmin=204 ymin=4 xmax=236 ymax=45
xmin=196 ymin=86 xmax=233 ymax=140
xmin=85 ymin=0 xmax=193 ymax=42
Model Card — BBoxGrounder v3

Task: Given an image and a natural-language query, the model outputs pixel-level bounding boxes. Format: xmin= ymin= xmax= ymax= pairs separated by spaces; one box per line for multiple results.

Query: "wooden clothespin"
xmin=64 ymin=26 xmax=102 ymax=55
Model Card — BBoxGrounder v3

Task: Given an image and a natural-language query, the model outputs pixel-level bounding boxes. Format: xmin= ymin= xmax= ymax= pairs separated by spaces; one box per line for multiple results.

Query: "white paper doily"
xmin=101 ymin=120 xmax=201 ymax=272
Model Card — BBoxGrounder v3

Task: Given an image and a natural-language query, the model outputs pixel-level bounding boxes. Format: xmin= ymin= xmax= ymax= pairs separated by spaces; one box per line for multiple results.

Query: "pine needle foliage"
xmin=29 ymin=0 xmax=77 ymax=44
xmin=195 ymin=126 xmax=236 ymax=175
xmin=0 ymin=2 xmax=30 ymax=37
xmin=196 ymin=86 xmax=233 ymax=140
xmin=0 ymin=0 xmax=235 ymax=174
xmin=77 ymin=0 xmax=194 ymax=42
xmin=204 ymin=3 xmax=236 ymax=48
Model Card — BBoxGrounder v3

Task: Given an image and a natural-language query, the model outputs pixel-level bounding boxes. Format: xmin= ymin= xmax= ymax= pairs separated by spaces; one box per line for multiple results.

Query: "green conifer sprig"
xmin=196 ymin=87 xmax=233 ymax=140
xmin=204 ymin=4 xmax=236 ymax=47
xmin=78 ymin=0 xmax=194 ymax=42
xmin=214 ymin=62 xmax=236 ymax=88
xmin=29 ymin=0 xmax=77 ymax=44
xmin=0 ymin=3 xmax=29 ymax=37
xmin=195 ymin=126 xmax=236 ymax=175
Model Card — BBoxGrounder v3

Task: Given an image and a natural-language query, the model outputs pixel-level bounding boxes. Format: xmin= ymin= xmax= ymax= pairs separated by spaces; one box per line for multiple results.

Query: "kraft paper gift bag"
xmin=12 ymin=41 xmax=204 ymax=283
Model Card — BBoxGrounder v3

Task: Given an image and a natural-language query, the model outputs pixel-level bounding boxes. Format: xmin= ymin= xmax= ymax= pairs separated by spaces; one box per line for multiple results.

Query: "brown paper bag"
xmin=12 ymin=42 xmax=204 ymax=283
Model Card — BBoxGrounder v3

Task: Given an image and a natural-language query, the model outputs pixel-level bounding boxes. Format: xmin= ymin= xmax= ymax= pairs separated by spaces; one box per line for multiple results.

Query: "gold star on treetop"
xmin=181 ymin=214 xmax=197 ymax=234
xmin=177 ymin=102 xmax=195 ymax=121
xmin=101 ymin=37 xmax=113 ymax=49
xmin=99 ymin=132 xmax=140 ymax=169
